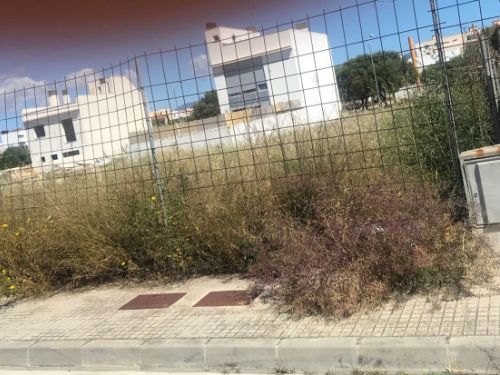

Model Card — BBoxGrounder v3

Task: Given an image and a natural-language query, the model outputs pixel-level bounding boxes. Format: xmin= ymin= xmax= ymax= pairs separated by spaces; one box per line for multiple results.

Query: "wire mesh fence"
xmin=0 ymin=0 xmax=499 ymax=220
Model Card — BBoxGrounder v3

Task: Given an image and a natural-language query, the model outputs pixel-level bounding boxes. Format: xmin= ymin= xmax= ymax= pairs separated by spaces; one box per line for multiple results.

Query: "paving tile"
xmin=119 ymin=293 xmax=186 ymax=310
xmin=194 ymin=290 xmax=251 ymax=307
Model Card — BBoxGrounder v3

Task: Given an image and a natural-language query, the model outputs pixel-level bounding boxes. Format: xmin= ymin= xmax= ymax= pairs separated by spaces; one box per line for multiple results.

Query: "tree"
xmin=190 ymin=90 xmax=220 ymax=120
xmin=0 ymin=145 xmax=32 ymax=170
xmin=402 ymin=41 xmax=492 ymax=198
xmin=337 ymin=51 xmax=415 ymax=108
xmin=488 ymin=25 xmax=500 ymax=55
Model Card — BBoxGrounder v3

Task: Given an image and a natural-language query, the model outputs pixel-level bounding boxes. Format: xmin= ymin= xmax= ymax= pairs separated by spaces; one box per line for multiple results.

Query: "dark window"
xmin=34 ymin=125 xmax=45 ymax=138
xmin=62 ymin=150 xmax=80 ymax=158
xmin=51 ymin=154 xmax=58 ymax=160
xmin=62 ymin=119 xmax=77 ymax=142
xmin=41 ymin=157 xmax=46 ymax=163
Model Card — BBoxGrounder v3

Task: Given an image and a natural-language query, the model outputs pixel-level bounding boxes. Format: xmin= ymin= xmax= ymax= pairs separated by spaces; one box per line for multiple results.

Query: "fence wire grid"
xmin=0 ymin=0 xmax=499 ymax=220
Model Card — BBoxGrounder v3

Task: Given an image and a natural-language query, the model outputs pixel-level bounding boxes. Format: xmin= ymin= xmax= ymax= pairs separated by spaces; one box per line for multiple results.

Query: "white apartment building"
xmin=22 ymin=76 xmax=148 ymax=170
xmin=204 ymin=22 xmax=341 ymax=123
xmin=412 ymin=25 xmax=481 ymax=70
xmin=0 ymin=129 xmax=27 ymax=154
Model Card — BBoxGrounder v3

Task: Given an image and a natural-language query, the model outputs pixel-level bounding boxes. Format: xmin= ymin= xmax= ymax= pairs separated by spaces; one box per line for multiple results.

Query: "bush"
xmin=0 ymin=145 xmax=31 ymax=170
xmin=249 ymin=180 xmax=492 ymax=317
xmin=399 ymin=45 xmax=493 ymax=198
xmin=0 ymin=176 xmax=492 ymax=317
xmin=0 ymin=187 xmax=265 ymax=296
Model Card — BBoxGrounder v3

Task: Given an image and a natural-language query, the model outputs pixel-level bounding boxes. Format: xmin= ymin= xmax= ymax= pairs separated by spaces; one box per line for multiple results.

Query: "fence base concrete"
xmin=2 ymin=336 xmax=500 ymax=373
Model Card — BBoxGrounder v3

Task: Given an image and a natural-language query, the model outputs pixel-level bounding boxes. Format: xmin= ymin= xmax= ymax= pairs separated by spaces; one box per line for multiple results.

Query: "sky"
xmin=0 ymin=0 xmax=499 ymax=130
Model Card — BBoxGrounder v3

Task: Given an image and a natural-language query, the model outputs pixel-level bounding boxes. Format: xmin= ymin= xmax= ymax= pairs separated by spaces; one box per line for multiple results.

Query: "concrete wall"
xmin=130 ymin=106 xmax=336 ymax=157
xmin=291 ymin=28 xmax=342 ymax=122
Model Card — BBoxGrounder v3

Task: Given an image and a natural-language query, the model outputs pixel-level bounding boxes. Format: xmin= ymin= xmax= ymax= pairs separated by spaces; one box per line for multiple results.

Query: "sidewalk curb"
xmin=1 ymin=336 xmax=500 ymax=373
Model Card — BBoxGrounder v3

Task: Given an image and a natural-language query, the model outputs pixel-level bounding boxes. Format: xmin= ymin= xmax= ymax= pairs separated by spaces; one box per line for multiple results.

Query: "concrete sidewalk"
xmin=1 ymin=276 xmax=500 ymax=373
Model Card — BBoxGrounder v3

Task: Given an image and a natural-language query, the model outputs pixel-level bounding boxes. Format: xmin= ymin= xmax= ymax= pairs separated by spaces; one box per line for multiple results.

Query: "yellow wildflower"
xmin=1 ymin=224 xmax=8 ymax=229
xmin=9 ymin=285 xmax=15 ymax=290
xmin=15 ymin=232 xmax=20 ymax=237
xmin=121 ymin=261 xmax=126 ymax=267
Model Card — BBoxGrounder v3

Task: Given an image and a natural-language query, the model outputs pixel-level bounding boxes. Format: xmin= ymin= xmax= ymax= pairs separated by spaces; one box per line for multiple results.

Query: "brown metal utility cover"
xmin=194 ymin=290 xmax=251 ymax=307
xmin=119 ymin=293 xmax=186 ymax=310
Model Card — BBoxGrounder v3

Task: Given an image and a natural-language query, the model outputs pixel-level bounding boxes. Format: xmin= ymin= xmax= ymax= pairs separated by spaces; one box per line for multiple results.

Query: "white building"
xmin=150 ymin=108 xmax=194 ymax=126
xmin=0 ymin=129 xmax=27 ymax=154
xmin=204 ymin=22 xmax=341 ymax=123
xmin=412 ymin=26 xmax=480 ymax=70
xmin=22 ymin=76 xmax=148 ymax=170
xmin=170 ymin=108 xmax=194 ymax=121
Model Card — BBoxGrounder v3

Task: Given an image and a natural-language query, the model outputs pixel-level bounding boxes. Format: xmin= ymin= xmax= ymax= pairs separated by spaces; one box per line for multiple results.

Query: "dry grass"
xmin=250 ymin=178 xmax=493 ymax=317
xmin=0 ymin=109 xmax=491 ymax=318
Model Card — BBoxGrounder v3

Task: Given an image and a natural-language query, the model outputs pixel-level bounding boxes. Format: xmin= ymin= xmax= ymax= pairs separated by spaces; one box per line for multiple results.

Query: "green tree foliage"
xmin=337 ymin=51 xmax=415 ymax=107
xmin=483 ymin=26 xmax=500 ymax=56
xmin=190 ymin=90 xmax=220 ymax=120
xmin=0 ymin=145 xmax=32 ymax=170
xmin=400 ymin=41 xmax=492 ymax=197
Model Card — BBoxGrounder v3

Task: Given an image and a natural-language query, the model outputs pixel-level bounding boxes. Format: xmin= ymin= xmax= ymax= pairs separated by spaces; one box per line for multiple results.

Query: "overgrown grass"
xmin=250 ymin=178 xmax=492 ymax=317
xmin=0 ymin=103 xmax=493 ymax=317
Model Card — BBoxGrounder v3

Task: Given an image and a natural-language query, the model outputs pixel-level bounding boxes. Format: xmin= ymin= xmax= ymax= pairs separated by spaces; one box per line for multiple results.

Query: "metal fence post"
xmin=478 ymin=34 xmax=500 ymax=144
xmin=134 ymin=56 xmax=169 ymax=227
xmin=429 ymin=0 xmax=462 ymax=181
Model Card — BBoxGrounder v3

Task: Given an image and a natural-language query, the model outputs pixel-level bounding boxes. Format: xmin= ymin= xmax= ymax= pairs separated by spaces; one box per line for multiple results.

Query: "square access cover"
xmin=119 ymin=293 xmax=186 ymax=310
xmin=194 ymin=290 xmax=251 ymax=307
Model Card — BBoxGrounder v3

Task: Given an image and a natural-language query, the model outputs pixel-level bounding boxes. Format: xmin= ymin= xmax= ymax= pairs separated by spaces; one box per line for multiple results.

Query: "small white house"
xmin=204 ymin=22 xmax=341 ymax=123
xmin=0 ymin=129 xmax=27 ymax=154
xmin=22 ymin=76 xmax=148 ymax=170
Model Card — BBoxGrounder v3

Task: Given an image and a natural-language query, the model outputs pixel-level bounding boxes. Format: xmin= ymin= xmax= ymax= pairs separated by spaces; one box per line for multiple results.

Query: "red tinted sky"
xmin=2 ymin=0 xmax=498 ymax=84
xmin=0 ymin=0 xmax=339 ymax=81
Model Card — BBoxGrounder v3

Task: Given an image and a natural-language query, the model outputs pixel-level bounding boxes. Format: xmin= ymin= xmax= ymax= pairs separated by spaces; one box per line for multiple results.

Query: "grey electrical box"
xmin=460 ymin=145 xmax=500 ymax=226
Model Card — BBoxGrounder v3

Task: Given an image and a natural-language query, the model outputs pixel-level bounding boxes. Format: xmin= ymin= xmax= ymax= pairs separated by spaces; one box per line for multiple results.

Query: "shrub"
xmin=250 ymin=180 xmax=492 ymax=317
xmin=399 ymin=45 xmax=493 ymax=198
xmin=0 ymin=145 xmax=31 ymax=170
xmin=0 ymin=186 xmax=266 ymax=296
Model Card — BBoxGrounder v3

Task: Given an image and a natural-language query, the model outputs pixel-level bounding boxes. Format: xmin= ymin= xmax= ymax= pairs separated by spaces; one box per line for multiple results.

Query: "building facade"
xmin=0 ymin=129 xmax=27 ymax=154
xmin=411 ymin=25 xmax=483 ymax=70
xmin=22 ymin=76 xmax=148 ymax=170
xmin=150 ymin=107 xmax=194 ymax=126
xmin=204 ymin=23 xmax=341 ymax=123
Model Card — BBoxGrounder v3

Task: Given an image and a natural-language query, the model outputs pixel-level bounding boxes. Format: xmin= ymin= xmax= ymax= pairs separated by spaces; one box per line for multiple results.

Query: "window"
xmin=62 ymin=119 xmax=77 ymax=142
xmin=62 ymin=150 xmax=80 ymax=158
xmin=258 ymin=83 xmax=268 ymax=91
xmin=51 ymin=154 xmax=58 ymax=160
xmin=41 ymin=157 xmax=46 ymax=163
xmin=34 ymin=125 xmax=45 ymax=138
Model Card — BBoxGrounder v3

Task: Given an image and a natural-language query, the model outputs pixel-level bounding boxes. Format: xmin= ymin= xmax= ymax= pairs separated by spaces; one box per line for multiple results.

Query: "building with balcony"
xmin=204 ymin=22 xmax=341 ymax=123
